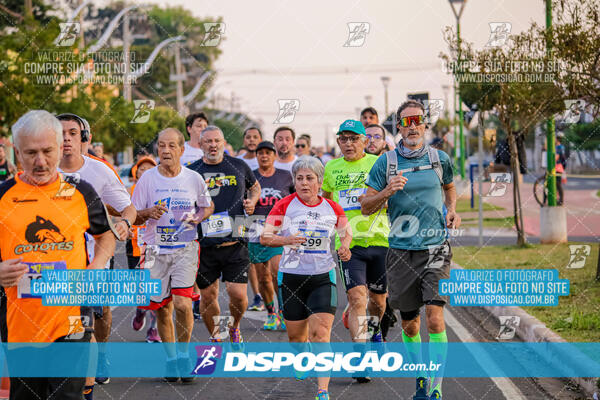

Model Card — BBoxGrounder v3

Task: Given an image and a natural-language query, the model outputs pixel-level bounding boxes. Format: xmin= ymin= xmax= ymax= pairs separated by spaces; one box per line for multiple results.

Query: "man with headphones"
xmin=57 ymin=113 xmax=137 ymax=396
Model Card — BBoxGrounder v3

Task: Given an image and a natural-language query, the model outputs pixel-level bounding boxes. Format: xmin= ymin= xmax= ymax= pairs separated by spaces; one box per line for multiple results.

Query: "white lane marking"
xmin=444 ymin=308 xmax=527 ymax=400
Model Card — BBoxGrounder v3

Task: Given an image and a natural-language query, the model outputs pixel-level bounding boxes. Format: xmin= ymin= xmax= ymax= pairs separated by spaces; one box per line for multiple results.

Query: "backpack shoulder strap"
xmin=385 ymin=150 xmax=398 ymax=184
xmin=428 ymin=147 xmax=443 ymax=186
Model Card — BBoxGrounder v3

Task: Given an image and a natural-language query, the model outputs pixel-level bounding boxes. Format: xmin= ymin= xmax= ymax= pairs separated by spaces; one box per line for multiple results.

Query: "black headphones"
xmin=56 ymin=113 xmax=90 ymax=143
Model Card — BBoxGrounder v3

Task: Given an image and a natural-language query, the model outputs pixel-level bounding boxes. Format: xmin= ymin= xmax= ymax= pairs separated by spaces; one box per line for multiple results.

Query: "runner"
xmin=273 ymin=126 xmax=297 ymax=172
xmin=132 ymin=128 xmax=213 ymax=383
xmin=0 ymin=143 xmax=17 ymax=182
xmin=57 ymin=112 xmax=136 ymax=390
xmin=181 ymin=112 xmax=209 ymax=166
xmin=247 ymin=141 xmax=294 ymax=330
xmin=237 ymin=127 xmax=264 ymax=311
xmin=188 ymin=125 xmax=261 ymax=344
xmin=360 ymin=107 xmax=379 ymax=127
xmin=360 ymin=107 xmax=396 ymax=152
xmin=237 ymin=126 xmax=261 ymax=171
xmin=365 ymin=124 xmax=388 ymax=156
xmin=295 ymin=134 xmax=312 ymax=157
xmin=322 ymin=120 xmax=389 ymax=384
xmin=261 ymin=156 xmax=352 ymax=400
xmin=0 ymin=110 xmax=115 ymax=400
xmin=361 ymin=100 xmax=461 ymax=400
xmin=127 ymin=156 xmax=162 ymax=343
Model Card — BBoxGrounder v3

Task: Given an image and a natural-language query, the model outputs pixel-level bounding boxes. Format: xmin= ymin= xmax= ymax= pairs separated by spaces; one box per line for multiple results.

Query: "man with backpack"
xmin=360 ymin=100 xmax=460 ymax=400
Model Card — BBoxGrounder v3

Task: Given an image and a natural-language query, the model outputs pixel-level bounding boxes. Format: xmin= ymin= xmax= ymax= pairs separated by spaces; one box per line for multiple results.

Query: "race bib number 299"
xmin=297 ymin=228 xmax=329 ymax=254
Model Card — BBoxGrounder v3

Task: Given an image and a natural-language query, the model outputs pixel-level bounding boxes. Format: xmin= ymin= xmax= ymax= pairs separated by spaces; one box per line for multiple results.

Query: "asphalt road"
xmin=94 ymin=244 xmax=585 ymax=400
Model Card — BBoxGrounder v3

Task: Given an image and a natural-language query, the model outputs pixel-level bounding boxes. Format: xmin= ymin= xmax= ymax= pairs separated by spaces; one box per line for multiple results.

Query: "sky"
xmin=138 ymin=0 xmax=545 ymax=146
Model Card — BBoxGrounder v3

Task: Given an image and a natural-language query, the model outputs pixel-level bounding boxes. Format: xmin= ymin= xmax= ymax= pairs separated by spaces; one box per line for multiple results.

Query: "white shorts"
xmin=140 ymin=241 xmax=199 ymax=309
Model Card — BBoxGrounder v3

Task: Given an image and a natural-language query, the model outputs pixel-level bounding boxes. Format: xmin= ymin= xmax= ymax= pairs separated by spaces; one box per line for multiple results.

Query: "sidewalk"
xmin=456 ymin=179 xmax=600 ymax=239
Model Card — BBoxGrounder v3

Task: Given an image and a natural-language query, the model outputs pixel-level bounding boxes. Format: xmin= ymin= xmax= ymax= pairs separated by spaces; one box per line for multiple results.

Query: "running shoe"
xmin=342 ymin=303 xmax=350 ymax=329
xmin=146 ymin=327 xmax=161 ymax=343
xmin=352 ymin=375 xmax=371 ymax=384
xmin=247 ymin=294 xmax=264 ymax=311
xmin=315 ymin=389 xmax=329 ymax=400
xmin=369 ymin=323 xmax=383 ymax=343
xmin=263 ymin=313 xmax=278 ymax=330
xmin=178 ymin=357 xmax=195 ymax=384
xmin=429 ymin=389 xmax=441 ymax=400
xmin=132 ymin=308 xmax=146 ymax=331
xmin=229 ymin=326 xmax=244 ymax=352
xmin=413 ymin=376 xmax=429 ymax=400
xmin=209 ymin=336 xmax=223 ymax=343
xmin=164 ymin=359 xmax=179 ymax=383
xmin=278 ymin=310 xmax=286 ymax=330
xmin=95 ymin=353 xmax=110 ymax=385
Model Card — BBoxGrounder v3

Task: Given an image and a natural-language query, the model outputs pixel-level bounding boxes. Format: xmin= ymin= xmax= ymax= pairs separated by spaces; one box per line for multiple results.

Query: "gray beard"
xmin=403 ymin=136 xmax=424 ymax=147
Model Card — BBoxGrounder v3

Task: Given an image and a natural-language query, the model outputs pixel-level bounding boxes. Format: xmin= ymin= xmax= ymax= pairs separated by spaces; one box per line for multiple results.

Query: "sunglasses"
xmin=399 ymin=115 xmax=425 ymax=127
xmin=295 ymin=144 xmax=306 ymax=148
xmin=338 ymin=135 xmax=362 ymax=143
xmin=366 ymin=134 xmax=383 ymax=140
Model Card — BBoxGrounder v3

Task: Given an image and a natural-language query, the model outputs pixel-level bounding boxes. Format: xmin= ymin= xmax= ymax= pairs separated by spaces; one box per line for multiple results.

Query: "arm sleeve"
xmin=365 ymin=154 xmax=387 ymax=192
xmin=75 ymin=180 xmax=112 ymax=236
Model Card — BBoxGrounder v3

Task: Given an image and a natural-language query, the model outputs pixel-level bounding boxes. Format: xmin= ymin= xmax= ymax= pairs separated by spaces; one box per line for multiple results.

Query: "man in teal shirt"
xmin=322 ymin=120 xmax=389 ymax=384
xmin=361 ymin=100 xmax=461 ymax=400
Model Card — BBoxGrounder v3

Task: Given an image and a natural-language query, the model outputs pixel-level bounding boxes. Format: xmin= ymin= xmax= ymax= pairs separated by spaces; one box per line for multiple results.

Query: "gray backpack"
xmin=385 ymin=147 xmax=443 ymax=186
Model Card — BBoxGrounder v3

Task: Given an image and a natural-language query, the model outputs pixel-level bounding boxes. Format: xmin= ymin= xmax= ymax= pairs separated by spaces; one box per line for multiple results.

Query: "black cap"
xmin=256 ymin=140 xmax=276 ymax=153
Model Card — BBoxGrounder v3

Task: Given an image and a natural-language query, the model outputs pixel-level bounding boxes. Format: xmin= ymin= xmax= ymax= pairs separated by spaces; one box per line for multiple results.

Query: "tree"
xmin=441 ymin=24 xmax=565 ymax=246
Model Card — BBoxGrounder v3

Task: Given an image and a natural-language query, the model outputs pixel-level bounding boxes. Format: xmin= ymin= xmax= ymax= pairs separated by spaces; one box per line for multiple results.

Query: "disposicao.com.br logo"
xmin=223 ymin=350 xmax=440 ymax=374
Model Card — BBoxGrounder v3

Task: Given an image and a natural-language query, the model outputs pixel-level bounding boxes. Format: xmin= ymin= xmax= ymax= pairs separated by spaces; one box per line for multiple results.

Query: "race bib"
xmin=17 ymin=261 xmax=67 ymax=299
xmin=155 ymin=224 xmax=195 ymax=247
xmin=338 ymin=188 xmax=366 ymax=211
xmin=201 ymin=211 xmax=233 ymax=237
xmin=297 ymin=228 xmax=329 ymax=254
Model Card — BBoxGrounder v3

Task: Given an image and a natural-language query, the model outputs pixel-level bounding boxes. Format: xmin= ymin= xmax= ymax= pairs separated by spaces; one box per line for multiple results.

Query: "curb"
xmin=450 ymin=262 xmax=599 ymax=398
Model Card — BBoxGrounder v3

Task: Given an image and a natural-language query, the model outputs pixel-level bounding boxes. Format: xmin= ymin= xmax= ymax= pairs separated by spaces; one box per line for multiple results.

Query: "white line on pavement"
xmin=444 ymin=308 xmax=527 ymax=400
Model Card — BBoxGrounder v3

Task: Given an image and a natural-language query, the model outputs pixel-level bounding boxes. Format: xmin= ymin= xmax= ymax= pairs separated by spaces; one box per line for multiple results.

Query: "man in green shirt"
xmin=322 ymin=120 xmax=389 ymax=383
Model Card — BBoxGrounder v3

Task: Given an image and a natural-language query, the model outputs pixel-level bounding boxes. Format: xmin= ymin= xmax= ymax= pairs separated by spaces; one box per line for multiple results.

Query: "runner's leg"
xmin=200 ymin=280 xmax=220 ymax=337
xmin=226 ymin=282 xmax=248 ymax=328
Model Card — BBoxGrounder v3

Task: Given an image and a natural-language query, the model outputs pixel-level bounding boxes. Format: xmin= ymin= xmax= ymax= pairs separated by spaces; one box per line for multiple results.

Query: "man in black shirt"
xmin=188 ymin=125 xmax=261 ymax=344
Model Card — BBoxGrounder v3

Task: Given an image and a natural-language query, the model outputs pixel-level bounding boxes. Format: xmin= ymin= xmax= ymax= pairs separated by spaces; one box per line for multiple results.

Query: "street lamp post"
xmin=381 ymin=76 xmax=391 ymax=117
xmin=448 ymin=0 xmax=467 ymax=179
xmin=545 ymin=0 xmax=557 ymax=206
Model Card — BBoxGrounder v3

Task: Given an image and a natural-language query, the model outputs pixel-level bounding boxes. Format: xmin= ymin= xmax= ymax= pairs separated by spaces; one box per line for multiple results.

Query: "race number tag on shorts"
xmin=17 ymin=261 xmax=67 ymax=299
xmin=201 ymin=211 xmax=233 ymax=237
xmin=297 ymin=228 xmax=329 ymax=254
xmin=155 ymin=224 xmax=195 ymax=247
xmin=338 ymin=188 xmax=366 ymax=211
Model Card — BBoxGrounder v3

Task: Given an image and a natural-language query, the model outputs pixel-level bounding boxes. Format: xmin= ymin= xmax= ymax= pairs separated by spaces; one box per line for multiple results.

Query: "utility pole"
xmin=78 ymin=0 xmax=85 ymax=51
xmin=175 ymin=41 xmax=185 ymax=115
xmin=123 ymin=12 xmax=132 ymax=101
xmin=545 ymin=0 xmax=557 ymax=206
